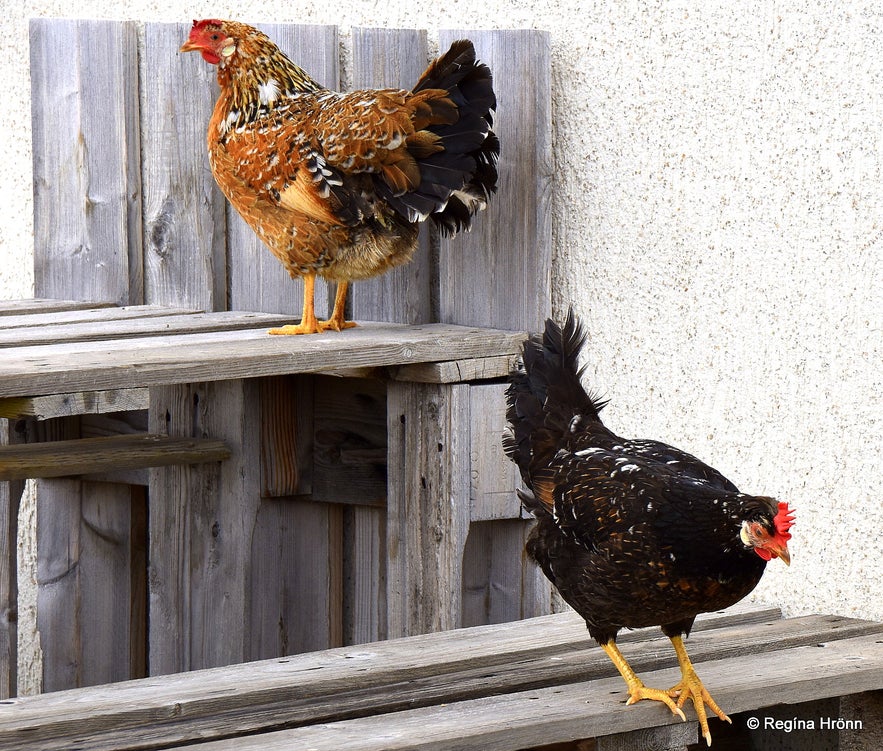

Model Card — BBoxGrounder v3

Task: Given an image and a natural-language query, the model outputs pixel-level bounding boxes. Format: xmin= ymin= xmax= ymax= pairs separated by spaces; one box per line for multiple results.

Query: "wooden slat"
xmin=227 ymin=24 xmax=339 ymax=319
xmin=349 ymin=27 xmax=433 ymax=326
xmin=0 ymin=299 xmax=115 ymax=316
xmin=0 ymin=390 xmax=149 ymax=421
xmin=0 ymin=433 xmax=230 ymax=481
xmin=343 ymin=505 xmax=387 ymax=645
xmin=175 ymin=633 xmax=883 ymax=751
xmin=437 ymin=29 xmax=552 ymax=332
xmin=0 ymin=305 xmax=198 ymax=331
xmin=30 ymin=20 xmax=142 ymax=306
xmin=13 ymin=609 xmax=883 ymax=751
xmin=142 ymin=22 xmax=225 ymax=310
xmin=0 ymin=323 xmax=526 ymax=398
xmin=0 ymin=310 xmax=294 ymax=349
xmin=259 ymin=375 xmax=313 ymax=497
xmin=0 ymin=419 xmax=24 ymax=698
xmin=386 ymin=382 xmax=471 ymax=637
xmin=148 ymin=380 xmax=262 ymax=675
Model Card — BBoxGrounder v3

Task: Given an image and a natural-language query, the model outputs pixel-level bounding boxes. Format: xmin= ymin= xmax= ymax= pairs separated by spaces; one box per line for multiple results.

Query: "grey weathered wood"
xmin=0 ymin=390 xmax=149 ymax=421
xmin=142 ymin=22 xmax=226 ymax=310
xmin=30 ymin=20 xmax=142 ymax=306
xmin=343 ymin=505 xmax=387 ymax=645
xmin=437 ymin=29 xmax=552 ymax=331
xmin=5 ymin=611 xmax=882 ymax=751
xmin=0 ymin=322 xmax=525 ymax=398
xmin=0 ymin=433 xmax=230 ymax=480
xmin=148 ymin=379 xmax=261 ymax=675
xmin=149 ymin=633 xmax=883 ymax=751
xmin=227 ymin=24 xmax=339 ymax=319
xmin=0 ymin=299 xmax=115 ymax=316
xmin=386 ymin=382 xmax=472 ymax=636
xmin=0 ymin=419 xmax=24 ymax=698
xmin=0 ymin=305 xmax=198 ymax=331
xmin=349 ymin=27 xmax=433 ymax=325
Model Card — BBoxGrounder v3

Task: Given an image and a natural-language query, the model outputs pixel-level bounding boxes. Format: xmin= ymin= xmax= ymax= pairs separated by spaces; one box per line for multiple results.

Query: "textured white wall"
xmin=1 ymin=0 xmax=880 ymax=684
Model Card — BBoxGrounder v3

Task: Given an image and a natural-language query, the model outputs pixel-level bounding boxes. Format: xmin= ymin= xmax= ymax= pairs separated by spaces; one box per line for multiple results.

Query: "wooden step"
xmin=0 ymin=433 xmax=230 ymax=480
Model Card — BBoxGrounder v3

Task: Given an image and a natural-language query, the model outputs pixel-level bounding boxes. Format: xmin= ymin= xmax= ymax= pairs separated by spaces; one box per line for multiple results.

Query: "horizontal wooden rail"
xmin=0 ymin=433 xmax=230 ymax=480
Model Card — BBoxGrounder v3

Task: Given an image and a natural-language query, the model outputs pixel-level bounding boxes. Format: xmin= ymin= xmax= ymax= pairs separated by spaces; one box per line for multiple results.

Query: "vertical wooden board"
xmin=260 ymin=375 xmax=314 ymax=498
xmin=437 ymin=29 xmax=553 ymax=331
xmin=349 ymin=28 xmax=433 ymax=325
xmin=30 ymin=19 xmax=142 ymax=306
xmin=148 ymin=379 xmax=261 ymax=675
xmin=343 ymin=505 xmax=387 ymax=645
xmin=461 ymin=519 xmax=551 ymax=628
xmin=77 ymin=481 xmax=135 ymax=686
xmin=250 ymin=498 xmax=344 ymax=658
xmin=469 ymin=382 xmax=521 ymax=521
xmin=228 ymin=24 xmax=340 ymax=318
xmin=0 ymin=419 xmax=25 ymax=698
xmin=386 ymin=382 xmax=471 ymax=637
xmin=142 ymin=22 xmax=226 ymax=310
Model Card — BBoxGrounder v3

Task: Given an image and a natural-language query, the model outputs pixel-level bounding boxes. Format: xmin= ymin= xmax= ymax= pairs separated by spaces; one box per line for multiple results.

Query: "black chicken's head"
xmin=739 ymin=497 xmax=795 ymax=565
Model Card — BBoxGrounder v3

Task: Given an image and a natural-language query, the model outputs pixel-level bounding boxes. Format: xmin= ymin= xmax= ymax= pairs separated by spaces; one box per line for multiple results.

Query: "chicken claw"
xmin=668 ymin=635 xmax=732 ymax=746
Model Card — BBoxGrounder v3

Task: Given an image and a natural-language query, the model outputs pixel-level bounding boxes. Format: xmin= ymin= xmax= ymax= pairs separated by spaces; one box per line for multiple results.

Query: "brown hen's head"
xmin=180 ymin=19 xmax=234 ymax=65
xmin=740 ymin=499 xmax=795 ymax=565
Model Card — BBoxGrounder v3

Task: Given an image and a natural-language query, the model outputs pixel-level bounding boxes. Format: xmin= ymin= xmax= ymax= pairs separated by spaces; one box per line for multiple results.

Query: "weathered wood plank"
xmin=142 ymin=22 xmax=225 ymax=310
xmin=260 ymin=375 xmax=314 ymax=497
xmin=0 ymin=323 xmax=525 ymax=398
xmin=386 ymin=382 xmax=471 ymax=636
xmin=0 ymin=434 xmax=231 ymax=481
xmin=0 ymin=419 xmax=24 ymax=698
xmin=148 ymin=380 xmax=261 ymax=675
xmin=437 ymin=29 xmax=552 ymax=331
xmin=0 ymin=299 xmax=116 ymax=316
xmin=227 ymin=24 xmax=339 ymax=319
xmin=174 ymin=633 xmax=883 ymax=751
xmin=30 ymin=20 xmax=142 ymax=306
xmin=390 ymin=355 xmax=518 ymax=383
xmin=0 ymin=305 xmax=198 ymax=331
xmin=469 ymin=382 xmax=520 ymax=521
xmin=343 ymin=505 xmax=387 ymax=645
xmin=349 ymin=27 xmax=433 ymax=325
xmin=7 ymin=611 xmax=883 ymax=751
xmin=0 ymin=311 xmax=298 ymax=350
xmin=0 ymin=390 xmax=149 ymax=421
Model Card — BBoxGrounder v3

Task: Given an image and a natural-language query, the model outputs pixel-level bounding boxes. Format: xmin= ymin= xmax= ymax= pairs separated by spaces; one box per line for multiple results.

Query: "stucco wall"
xmin=1 ymin=0 xmax=881 ymax=692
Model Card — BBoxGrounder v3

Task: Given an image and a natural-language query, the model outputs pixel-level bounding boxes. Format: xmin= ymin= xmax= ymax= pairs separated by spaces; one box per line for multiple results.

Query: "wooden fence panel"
xmin=30 ymin=19 xmax=142 ymax=306
xmin=142 ymin=22 xmax=226 ymax=311
xmin=437 ymin=29 xmax=552 ymax=331
xmin=227 ymin=24 xmax=340 ymax=319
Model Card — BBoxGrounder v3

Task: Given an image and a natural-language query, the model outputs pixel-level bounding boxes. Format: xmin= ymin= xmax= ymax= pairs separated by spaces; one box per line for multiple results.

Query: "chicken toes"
xmin=667 ymin=635 xmax=731 ymax=746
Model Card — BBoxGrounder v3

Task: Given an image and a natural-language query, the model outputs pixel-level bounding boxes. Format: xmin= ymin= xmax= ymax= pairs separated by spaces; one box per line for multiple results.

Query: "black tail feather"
xmin=503 ymin=309 xmax=607 ymax=487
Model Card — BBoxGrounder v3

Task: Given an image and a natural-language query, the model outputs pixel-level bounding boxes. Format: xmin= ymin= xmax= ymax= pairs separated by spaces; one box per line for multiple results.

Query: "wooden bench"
xmin=1 ymin=604 xmax=881 ymax=751
xmin=2 ymin=18 xmax=553 ymax=698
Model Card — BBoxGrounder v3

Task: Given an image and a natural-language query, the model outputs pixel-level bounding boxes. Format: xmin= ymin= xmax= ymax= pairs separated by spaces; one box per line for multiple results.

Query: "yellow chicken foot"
xmin=317 ymin=281 xmax=357 ymax=332
xmin=270 ymin=274 xmax=321 ymax=335
xmin=600 ymin=641 xmax=687 ymax=721
xmin=666 ymin=635 xmax=731 ymax=746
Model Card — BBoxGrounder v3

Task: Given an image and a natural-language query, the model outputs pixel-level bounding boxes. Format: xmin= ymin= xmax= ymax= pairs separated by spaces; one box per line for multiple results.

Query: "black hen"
xmin=504 ymin=309 xmax=794 ymax=746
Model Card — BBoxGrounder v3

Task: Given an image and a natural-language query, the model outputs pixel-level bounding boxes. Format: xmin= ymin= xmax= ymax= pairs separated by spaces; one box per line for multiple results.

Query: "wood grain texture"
xmin=343 ymin=505 xmax=387 ymax=645
xmin=437 ymin=29 xmax=553 ymax=331
xmin=386 ymin=382 xmax=471 ymax=637
xmin=0 ymin=419 xmax=24 ymax=697
xmin=259 ymin=375 xmax=314 ymax=497
xmin=0 ymin=433 xmax=229 ymax=480
xmin=0 ymin=390 xmax=149 ymax=420
xmin=7 ymin=609 xmax=883 ymax=751
xmin=142 ymin=22 xmax=225 ymax=310
xmin=227 ymin=24 xmax=339 ymax=319
xmin=148 ymin=379 xmax=262 ymax=675
xmin=0 ymin=322 xmax=525 ymax=398
xmin=0 ymin=299 xmax=116 ymax=316
xmin=349 ymin=27 xmax=433 ymax=325
xmin=30 ymin=20 xmax=142 ymax=306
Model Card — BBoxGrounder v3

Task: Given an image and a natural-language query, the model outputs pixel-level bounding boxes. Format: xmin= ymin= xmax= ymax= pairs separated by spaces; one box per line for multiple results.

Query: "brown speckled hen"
xmin=504 ymin=310 xmax=795 ymax=746
xmin=181 ymin=20 xmax=498 ymax=334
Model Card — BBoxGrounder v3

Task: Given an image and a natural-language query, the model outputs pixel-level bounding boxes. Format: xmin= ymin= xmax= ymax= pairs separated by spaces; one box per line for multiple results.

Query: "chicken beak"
xmin=775 ymin=545 xmax=791 ymax=566
xmin=179 ymin=39 xmax=201 ymax=53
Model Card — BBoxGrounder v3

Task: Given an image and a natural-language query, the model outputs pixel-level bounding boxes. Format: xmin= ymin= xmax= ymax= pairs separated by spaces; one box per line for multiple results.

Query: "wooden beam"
xmin=0 ymin=434 xmax=230 ymax=480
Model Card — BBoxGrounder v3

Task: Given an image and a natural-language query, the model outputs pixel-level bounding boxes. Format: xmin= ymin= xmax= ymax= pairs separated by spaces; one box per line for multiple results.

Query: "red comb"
xmin=774 ymin=501 xmax=795 ymax=542
xmin=192 ymin=19 xmax=223 ymax=30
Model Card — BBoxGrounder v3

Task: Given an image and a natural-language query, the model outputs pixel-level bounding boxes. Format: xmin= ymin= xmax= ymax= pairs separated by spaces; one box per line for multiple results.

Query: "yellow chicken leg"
xmin=317 ymin=281 xmax=357 ymax=332
xmin=666 ymin=635 xmax=731 ymax=746
xmin=269 ymin=274 xmax=321 ymax=335
xmin=601 ymin=641 xmax=687 ymax=721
